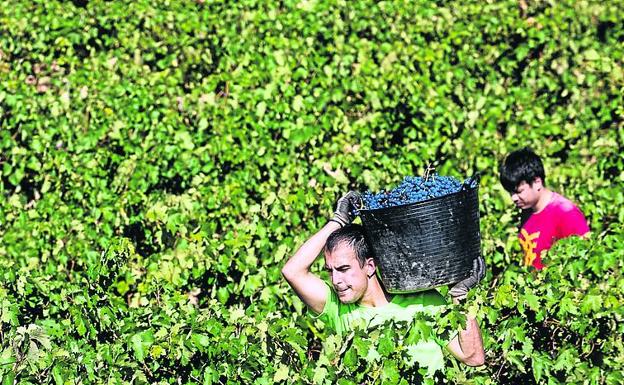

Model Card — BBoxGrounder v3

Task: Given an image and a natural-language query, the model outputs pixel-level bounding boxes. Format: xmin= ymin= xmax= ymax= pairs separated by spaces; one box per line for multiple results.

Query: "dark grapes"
xmin=357 ymin=174 xmax=476 ymax=212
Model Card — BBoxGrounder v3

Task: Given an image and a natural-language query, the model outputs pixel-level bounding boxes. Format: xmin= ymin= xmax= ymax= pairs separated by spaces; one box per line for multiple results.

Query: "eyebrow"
xmin=325 ymin=264 xmax=350 ymax=270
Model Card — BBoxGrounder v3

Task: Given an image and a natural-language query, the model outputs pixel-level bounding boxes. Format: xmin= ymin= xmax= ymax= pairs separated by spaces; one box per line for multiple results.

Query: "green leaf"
xmin=378 ymin=334 xmax=395 ymax=357
xmin=192 ymin=333 xmax=211 ymax=348
xmin=52 ymin=364 xmax=64 ymax=385
xmin=523 ymin=293 xmax=540 ymax=312
xmin=532 ymin=353 xmax=550 ymax=383
xmin=381 ymin=359 xmax=400 ymax=384
xmin=584 ymin=49 xmax=600 ymax=61
xmin=273 ymin=364 xmax=289 ymax=383
xmin=312 ymin=366 xmax=328 ymax=384
xmin=256 ymin=101 xmax=267 ymax=117
xmin=343 ymin=347 xmax=358 ymax=369
xmin=2 ymin=370 xmax=15 ymax=385
xmin=292 ymin=95 xmax=304 ymax=112
xmin=130 ymin=330 xmax=155 ymax=362
xmin=580 ymin=294 xmax=602 ymax=314
xmin=365 ymin=346 xmax=381 ymax=362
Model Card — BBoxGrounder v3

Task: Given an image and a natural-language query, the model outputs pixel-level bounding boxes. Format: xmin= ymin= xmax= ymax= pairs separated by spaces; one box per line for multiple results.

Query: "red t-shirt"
xmin=518 ymin=192 xmax=589 ymax=270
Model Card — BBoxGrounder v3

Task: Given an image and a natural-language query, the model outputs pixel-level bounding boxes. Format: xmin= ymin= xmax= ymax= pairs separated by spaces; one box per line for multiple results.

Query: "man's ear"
xmin=365 ymin=258 xmax=376 ymax=278
xmin=532 ymin=177 xmax=544 ymax=190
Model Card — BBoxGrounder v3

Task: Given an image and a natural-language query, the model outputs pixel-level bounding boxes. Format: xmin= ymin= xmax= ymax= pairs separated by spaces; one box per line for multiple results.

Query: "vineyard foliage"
xmin=1 ymin=0 xmax=623 ymax=384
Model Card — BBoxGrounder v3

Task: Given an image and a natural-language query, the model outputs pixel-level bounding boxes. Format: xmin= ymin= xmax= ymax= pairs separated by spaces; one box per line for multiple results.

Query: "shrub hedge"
xmin=1 ymin=0 xmax=623 ymax=384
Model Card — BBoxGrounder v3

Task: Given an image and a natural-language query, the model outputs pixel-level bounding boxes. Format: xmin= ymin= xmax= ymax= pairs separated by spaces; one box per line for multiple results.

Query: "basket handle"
xmin=353 ymin=193 xmax=364 ymax=211
xmin=461 ymin=172 xmax=481 ymax=191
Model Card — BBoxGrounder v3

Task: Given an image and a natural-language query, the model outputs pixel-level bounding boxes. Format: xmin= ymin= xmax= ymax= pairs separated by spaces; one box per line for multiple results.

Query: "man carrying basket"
xmin=282 ymin=191 xmax=486 ymax=374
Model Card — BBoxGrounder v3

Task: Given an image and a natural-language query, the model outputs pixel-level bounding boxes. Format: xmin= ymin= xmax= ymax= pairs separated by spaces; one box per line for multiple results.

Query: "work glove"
xmin=449 ymin=255 xmax=486 ymax=300
xmin=330 ymin=191 xmax=361 ymax=227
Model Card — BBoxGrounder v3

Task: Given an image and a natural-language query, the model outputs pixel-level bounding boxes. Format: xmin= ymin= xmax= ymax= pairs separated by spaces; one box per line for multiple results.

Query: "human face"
xmin=324 ymin=243 xmax=374 ymax=304
xmin=510 ymin=180 xmax=541 ymax=210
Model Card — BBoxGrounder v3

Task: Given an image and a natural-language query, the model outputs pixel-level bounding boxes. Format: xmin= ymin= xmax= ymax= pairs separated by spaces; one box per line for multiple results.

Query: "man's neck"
xmin=358 ymin=279 xmax=391 ymax=307
xmin=533 ymin=189 xmax=553 ymax=213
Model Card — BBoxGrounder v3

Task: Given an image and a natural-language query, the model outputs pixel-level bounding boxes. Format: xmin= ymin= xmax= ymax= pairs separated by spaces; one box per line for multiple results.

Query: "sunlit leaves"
xmin=0 ymin=0 xmax=623 ymax=383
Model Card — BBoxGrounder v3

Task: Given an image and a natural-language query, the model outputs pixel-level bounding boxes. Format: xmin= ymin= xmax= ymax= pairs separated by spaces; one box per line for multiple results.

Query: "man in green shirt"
xmin=282 ymin=191 xmax=485 ymax=372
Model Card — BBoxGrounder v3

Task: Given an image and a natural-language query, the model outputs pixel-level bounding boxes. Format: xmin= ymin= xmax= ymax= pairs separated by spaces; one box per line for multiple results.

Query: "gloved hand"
xmin=449 ymin=255 xmax=486 ymax=300
xmin=330 ymin=191 xmax=361 ymax=227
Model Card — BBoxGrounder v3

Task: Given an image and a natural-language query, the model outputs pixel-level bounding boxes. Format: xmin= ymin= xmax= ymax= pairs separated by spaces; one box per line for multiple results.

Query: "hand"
xmin=331 ymin=191 xmax=361 ymax=227
xmin=449 ymin=256 xmax=486 ymax=300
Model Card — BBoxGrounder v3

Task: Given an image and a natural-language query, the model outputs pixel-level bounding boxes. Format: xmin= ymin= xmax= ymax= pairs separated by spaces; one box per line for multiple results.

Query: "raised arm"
xmin=446 ymin=256 xmax=486 ymax=366
xmin=281 ymin=222 xmax=340 ymax=314
xmin=281 ymin=191 xmax=360 ymax=314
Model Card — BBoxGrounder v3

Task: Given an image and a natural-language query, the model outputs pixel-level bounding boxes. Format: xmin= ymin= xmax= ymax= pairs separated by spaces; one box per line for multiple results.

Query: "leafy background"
xmin=1 ymin=0 xmax=623 ymax=384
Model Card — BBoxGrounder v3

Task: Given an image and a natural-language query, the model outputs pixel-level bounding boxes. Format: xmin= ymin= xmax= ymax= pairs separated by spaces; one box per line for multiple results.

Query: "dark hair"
xmin=324 ymin=224 xmax=373 ymax=267
xmin=499 ymin=147 xmax=546 ymax=192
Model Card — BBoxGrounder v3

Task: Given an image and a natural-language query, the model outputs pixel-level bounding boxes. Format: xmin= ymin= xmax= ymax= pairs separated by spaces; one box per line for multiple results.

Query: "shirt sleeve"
xmin=309 ymin=283 xmax=336 ymax=328
xmin=558 ymin=204 xmax=590 ymax=238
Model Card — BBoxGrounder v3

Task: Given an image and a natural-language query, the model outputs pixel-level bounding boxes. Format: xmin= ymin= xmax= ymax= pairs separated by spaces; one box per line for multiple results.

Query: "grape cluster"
xmin=358 ymin=174 xmax=476 ymax=211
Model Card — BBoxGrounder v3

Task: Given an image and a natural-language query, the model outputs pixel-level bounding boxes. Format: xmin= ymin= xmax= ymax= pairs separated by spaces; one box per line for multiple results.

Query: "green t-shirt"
xmin=315 ymin=283 xmax=449 ymax=375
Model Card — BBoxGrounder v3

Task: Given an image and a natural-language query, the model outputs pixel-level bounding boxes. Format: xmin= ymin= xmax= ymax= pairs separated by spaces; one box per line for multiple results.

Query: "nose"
xmin=331 ymin=271 xmax=341 ymax=286
xmin=511 ymin=193 xmax=519 ymax=203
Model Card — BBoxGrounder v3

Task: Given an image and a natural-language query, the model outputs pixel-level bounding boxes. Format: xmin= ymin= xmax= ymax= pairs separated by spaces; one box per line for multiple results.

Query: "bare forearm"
xmin=448 ymin=297 xmax=485 ymax=366
xmin=281 ymin=221 xmax=340 ymax=314
xmin=457 ymin=316 xmax=485 ymax=366
xmin=282 ymin=221 xmax=341 ymax=277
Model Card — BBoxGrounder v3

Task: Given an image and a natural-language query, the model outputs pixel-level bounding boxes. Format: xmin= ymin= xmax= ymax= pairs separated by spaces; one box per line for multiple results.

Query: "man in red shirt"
xmin=499 ymin=148 xmax=590 ymax=269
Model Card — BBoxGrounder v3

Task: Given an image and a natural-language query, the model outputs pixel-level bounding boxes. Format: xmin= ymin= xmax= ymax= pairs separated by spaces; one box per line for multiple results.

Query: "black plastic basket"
xmin=359 ymin=176 xmax=481 ymax=293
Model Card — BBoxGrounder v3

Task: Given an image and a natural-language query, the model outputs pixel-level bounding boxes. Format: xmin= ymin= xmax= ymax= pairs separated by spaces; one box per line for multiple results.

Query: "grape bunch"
xmin=358 ymin=174 xmax=476 ymax=211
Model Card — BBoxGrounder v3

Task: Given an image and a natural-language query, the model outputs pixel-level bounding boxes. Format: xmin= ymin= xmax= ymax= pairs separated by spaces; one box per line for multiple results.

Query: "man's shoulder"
xmin=392 ymin=290 xmax=447 ymax=308
xmin=550 ymin=192 xmax=582 ymax=214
